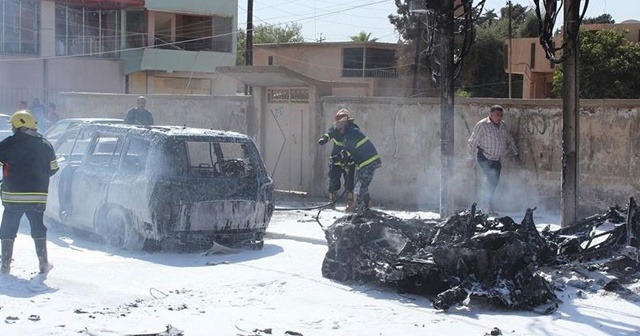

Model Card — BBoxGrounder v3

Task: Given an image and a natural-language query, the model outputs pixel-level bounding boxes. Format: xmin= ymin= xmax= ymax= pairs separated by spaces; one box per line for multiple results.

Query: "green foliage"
xmin=236 ymin=23 xmax=305 ymax=65
xmin=519 ymin=11 xmax=539 ymax=38
xmin=552 ymin=29 xmax=640 ymax=98
xmin=456 ymin=88 xmax=471 ymax=98
xmin=388 ymin=1 xmax=539 ymax=97
xmin=350 ymin=31 xmax=378 ymax=43
xmin=583 ymin=14 xmax=615 ymax=24
xmin=457 ymin=28 xmax=509 ymax=97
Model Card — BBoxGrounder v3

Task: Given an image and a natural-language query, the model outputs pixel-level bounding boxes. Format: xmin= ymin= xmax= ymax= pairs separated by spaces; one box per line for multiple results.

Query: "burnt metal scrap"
xmin=322 ymin=199 xmax=640 ymax=313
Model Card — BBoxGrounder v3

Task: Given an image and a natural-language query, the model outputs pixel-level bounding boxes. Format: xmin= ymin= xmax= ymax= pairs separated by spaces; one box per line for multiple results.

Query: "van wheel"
xmin=101 ymin=208 xmax=145 ymax=251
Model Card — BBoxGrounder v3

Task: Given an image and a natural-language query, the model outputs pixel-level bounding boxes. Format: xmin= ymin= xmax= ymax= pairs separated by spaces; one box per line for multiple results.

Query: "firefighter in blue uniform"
xmin=332 ymin=108 xmax=381 ymax=212
xmin=318 ymin=114 xmax=356 ymax=210
xmin=0 ymin=110 xmax=59 ymax=275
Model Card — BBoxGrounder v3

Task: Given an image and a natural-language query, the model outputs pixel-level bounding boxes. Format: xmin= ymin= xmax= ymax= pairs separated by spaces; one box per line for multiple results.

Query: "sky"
xmin=241 ymin=0 xmax=640 ymax=43
xmin=3 ymin=203 xmax=640 ymax=335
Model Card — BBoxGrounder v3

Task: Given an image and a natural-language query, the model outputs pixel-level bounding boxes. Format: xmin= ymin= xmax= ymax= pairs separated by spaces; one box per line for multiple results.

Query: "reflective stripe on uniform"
xmin=50 ymin=159 xmax=59 ymax=171
xmin=1 ymin=191 xmax=48 ymax=203
xmin=355 ymin=137 xmax=369 ymax=148
xmin=357 ymin=154 xmax=380 ymax=170
xmin=332 ymin=139 xmax=345 ymax=147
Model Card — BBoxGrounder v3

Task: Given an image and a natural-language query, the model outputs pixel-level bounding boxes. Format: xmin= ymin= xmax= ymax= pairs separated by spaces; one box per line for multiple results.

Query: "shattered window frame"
xmin=84 ymin=132 xmax=124 ymax=169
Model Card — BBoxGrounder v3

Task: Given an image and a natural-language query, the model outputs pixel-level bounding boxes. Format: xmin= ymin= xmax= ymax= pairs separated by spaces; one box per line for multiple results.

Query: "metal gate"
xmin=264 ymin=88 xmax=310 ymax=192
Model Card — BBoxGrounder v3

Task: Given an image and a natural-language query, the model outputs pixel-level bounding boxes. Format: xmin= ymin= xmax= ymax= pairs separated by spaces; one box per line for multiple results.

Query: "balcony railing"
xmin=342 ymin=68 xmax=399 ymax=78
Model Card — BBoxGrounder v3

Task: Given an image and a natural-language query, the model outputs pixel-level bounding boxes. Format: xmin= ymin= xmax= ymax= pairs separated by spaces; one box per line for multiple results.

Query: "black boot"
xmin=34 ymin=238 xmax=53 ymax=274
xmin=1 ymin=239 xmax=14 ymax=275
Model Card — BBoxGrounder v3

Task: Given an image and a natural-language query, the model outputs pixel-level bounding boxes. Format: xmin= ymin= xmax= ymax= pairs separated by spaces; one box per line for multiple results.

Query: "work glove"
xmin=318 ymin=135 xmax=329 ymax=145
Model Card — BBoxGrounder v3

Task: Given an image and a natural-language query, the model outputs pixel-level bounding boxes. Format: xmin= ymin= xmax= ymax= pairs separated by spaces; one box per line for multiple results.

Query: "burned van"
xmin=45 ymin=124 xmax=274 ymax=250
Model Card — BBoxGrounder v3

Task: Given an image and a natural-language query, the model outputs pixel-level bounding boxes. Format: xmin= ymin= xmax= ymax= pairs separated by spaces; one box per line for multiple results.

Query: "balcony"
xmin=121 ymin=48 xmax=235 ymax=74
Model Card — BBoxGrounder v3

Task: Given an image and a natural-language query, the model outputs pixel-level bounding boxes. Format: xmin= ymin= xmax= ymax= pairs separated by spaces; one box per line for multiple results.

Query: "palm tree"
xmin=349 ymin=31 xmax=378 ymax=43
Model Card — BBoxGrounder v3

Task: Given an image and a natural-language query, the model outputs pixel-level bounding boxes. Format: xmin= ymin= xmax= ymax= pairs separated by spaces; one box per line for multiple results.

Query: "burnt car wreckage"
xmin=322 ymin=199 xmax=640 ymax=313
xmin=45 ymin=123 xmax=274 ymax=251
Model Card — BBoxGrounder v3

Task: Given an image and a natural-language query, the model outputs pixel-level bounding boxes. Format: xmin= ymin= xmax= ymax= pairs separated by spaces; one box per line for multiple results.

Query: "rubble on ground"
xmin=321 ymin=199 xmax=640 ymax=313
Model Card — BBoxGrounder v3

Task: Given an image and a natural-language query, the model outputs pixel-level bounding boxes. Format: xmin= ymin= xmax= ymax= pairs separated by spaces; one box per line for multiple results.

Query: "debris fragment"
xmin=322 ymin=198 xmax=640 ymax=313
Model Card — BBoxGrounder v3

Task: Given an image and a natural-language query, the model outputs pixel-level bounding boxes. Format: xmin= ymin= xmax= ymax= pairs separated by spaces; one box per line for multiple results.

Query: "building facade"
xmin=0 ymin=0 xmax=238 ymax=112
xmin=252 ymin=42 xmax=404 ymax=97
xmin=506 ymin=20 xmax=640 ymax=99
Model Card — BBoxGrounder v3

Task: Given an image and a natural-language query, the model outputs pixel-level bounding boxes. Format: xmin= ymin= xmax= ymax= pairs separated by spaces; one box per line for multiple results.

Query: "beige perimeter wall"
xmin=318 ymin=97 xmax=640 ymax=216
xmin=53 ymin=93 xmax=640 ymax=217
xmin=55 ymin=93 xmax=251 ymax=137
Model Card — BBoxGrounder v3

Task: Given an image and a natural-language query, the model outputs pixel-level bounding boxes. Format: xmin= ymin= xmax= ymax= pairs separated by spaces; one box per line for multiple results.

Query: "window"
xmin=0 ymin=0 xmax=39 ymax=55
xmin=129 ymin=12 xmax=231 ymax=53
xmin=55 ymin=4 xmax=120 ymax=57
xmin=530 ymin=43 xmax=536 ymax=69
xmin=125 ymin=9 xmax=145 ymax=49
xmin=185 ymin=140 xmax=254 ymax=178
xmin=121 ymin=137 xmax=150 ymax=173
xmin=342 ymin=47 xmax=398 ymax=78
xmin=86 ymin=134 xmax=123 ymax=168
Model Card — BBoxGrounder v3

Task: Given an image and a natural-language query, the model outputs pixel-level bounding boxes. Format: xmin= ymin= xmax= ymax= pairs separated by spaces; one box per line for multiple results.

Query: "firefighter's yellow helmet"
xmin=9 ymin=110 xmax=37 ymax=130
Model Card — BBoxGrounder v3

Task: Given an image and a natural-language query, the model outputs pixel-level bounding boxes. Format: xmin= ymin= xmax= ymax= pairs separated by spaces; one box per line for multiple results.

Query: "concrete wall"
xmin=55 ymin=93 xmax=250 ymax=136
xmin=49 ymin=93 xmax=640 ymax=217
xmin=317 ymin=97 xmax=640 ymax=216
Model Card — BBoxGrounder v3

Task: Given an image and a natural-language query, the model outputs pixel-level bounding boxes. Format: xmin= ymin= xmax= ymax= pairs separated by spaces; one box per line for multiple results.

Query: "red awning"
xmin=51 ymin=0 xmax=144 ymax=9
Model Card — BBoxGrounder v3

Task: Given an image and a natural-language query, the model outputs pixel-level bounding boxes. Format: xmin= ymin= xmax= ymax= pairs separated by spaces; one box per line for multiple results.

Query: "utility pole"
xmin=561 ymin=0 xmax=580 ymax=227
xmin=440 ymin=0 xmax=455 ymax=217
xmin=245 ymin=0 xmax=254 ymax=95
xmin=507 ymin=0 xmax=512 ymax=98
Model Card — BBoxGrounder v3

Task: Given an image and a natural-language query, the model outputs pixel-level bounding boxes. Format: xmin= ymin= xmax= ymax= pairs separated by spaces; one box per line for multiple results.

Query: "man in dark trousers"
xmin=124 ymin=96 xmax=154 ymax=126
xmin=318 ymin=113 xmax=356 ymax=210
xmin=0 ymin=110 xmax=59 ymax=275
xmin=467 ymin=105 xmax=519 ymax=214
xmin=333 ymin=108 xmax=381 ymax=212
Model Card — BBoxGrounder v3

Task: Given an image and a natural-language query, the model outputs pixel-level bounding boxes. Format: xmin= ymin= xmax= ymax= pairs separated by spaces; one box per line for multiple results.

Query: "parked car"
xmin=45 ymin=123 xmax=274 ymax=250
xmin=44 ymin=117 xmax=123 ymax=142
xmin=0 ymin=113 xmax=12 ymax=141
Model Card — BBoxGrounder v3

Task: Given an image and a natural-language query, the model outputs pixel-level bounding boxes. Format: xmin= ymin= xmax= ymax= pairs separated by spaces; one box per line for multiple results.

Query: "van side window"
xmin=86 ymin=134 xmax=123 ymax=168
xmin=121 ymin=137 xmax=150 ymax=173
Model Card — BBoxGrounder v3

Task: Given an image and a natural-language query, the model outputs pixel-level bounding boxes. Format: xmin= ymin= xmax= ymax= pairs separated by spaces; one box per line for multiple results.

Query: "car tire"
xmin=101 ymin=208 xmax=145 ymax=251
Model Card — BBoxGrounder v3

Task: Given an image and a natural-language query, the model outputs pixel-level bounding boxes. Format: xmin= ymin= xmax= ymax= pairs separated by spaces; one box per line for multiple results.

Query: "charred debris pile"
xmin=321 ymin=199 xmax=640 ymax=314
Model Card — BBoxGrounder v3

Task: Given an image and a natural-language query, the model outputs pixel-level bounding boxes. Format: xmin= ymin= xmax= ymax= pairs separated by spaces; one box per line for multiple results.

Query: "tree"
xmin=389 ymin=1 xmax=536 ymax=97
xmin=236 ymin=23 xmax=305 ymax=65
xmin=552 ymin=29 xmax=640 ymax=98
xmin=583 ymin=14 xmax=615 ymax=24
xmin=350 ymin=31 xmax=378 ymax=43
xmin=518 ymin=11 xmax=539 ymax=38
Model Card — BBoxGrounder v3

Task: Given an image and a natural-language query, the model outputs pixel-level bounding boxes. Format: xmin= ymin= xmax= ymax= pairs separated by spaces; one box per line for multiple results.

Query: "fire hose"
xmin=274 ymin=189 xmax=347 ymax=211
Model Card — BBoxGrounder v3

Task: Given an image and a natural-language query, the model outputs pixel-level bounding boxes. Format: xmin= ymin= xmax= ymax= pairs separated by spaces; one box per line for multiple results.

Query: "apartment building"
xmin=0 ymin=0 xmax=238 ymax=112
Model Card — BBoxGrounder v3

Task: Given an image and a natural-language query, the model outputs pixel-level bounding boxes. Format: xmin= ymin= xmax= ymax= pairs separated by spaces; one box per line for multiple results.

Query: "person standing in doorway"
xmin=0 ymin=110 xmax=59 ymax=275
xmin=467 ymin=105 xmax=520 ymax=214
xmin=333 ymin=108 xmax=381 ymax=212
xmin=124 ymin=96 xmax=154 ymax=126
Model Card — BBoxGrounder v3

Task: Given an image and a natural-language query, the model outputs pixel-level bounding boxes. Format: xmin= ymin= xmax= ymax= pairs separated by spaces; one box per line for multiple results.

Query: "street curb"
xmin=265 ymin=231 xmax=326 ymax=246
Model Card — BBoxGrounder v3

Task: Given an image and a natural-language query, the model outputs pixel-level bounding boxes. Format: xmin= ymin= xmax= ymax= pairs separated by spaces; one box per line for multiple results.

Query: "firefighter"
xmin=0 ymin=110 xmax=59 ymax=275
xmin=318 ymin=117 xmax=356 ymax=210
xmin=333 ymin=108 xmax=381 ymax=212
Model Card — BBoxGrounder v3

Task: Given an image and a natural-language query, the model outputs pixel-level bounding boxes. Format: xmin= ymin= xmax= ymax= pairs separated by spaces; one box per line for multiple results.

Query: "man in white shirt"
xmin=467 ymin=105 xmax=520 ymax=214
